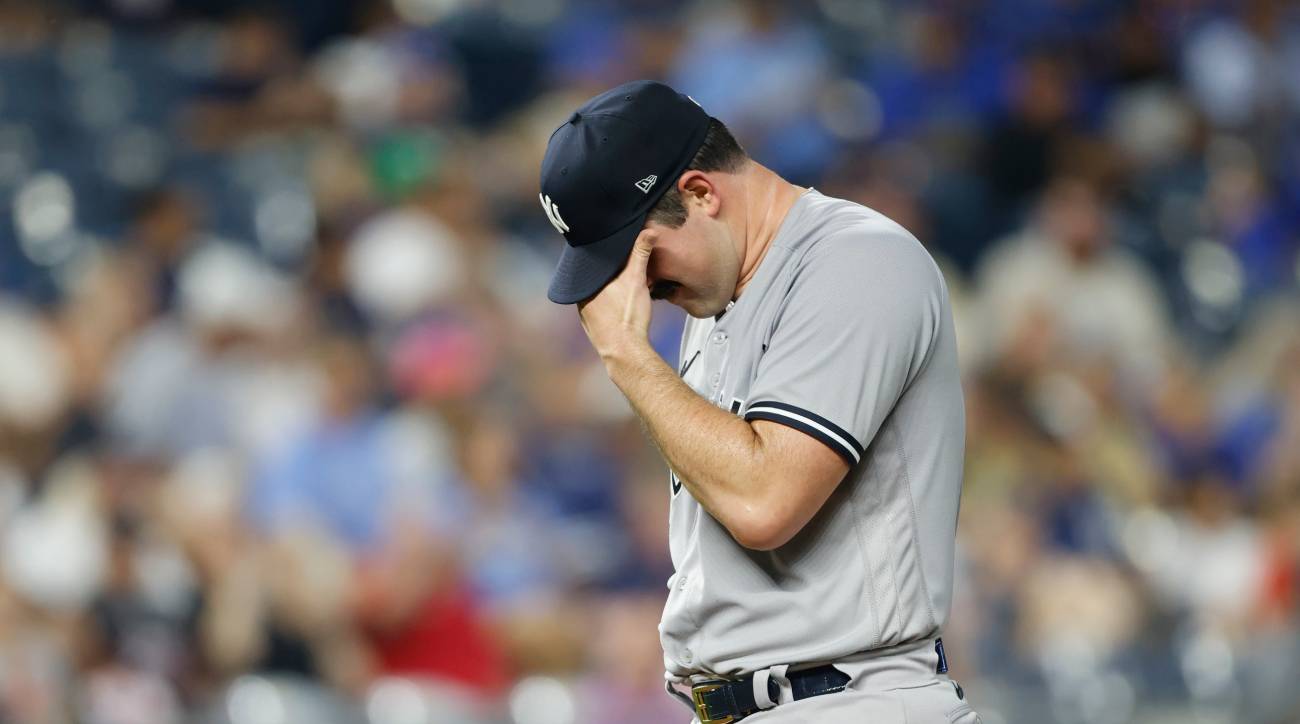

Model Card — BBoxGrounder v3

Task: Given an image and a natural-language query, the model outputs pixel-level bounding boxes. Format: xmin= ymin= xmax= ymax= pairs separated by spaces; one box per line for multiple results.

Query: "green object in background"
xmin=370 ymin=131 xmax=444 ymax=201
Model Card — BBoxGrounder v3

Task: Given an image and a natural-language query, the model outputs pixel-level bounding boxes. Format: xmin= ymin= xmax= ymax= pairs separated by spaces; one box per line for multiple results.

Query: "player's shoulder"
xmin=788 ymin=191 xmax=941 ymax=289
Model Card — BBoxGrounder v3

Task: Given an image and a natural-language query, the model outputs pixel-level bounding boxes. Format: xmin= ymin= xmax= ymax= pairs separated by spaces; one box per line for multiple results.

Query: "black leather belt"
xmin=690 ymin=664 xmax=850 ymax=723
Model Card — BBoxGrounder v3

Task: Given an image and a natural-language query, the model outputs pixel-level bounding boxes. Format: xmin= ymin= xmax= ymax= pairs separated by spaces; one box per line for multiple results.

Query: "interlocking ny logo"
xmin=539 ymin=193 xmax=569 ymax=234
xmin=635 ymin=174 xmax=658 ymax=193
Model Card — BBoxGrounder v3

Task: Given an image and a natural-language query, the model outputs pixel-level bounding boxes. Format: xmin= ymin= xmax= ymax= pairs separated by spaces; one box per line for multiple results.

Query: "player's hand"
xmin=576 ymin=233 xmax=654 ymax=361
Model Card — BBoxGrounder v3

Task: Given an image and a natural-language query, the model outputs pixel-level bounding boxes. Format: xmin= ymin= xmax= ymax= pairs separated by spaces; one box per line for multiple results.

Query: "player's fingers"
xmin=626 ymin=234 xmax=653 ymax=279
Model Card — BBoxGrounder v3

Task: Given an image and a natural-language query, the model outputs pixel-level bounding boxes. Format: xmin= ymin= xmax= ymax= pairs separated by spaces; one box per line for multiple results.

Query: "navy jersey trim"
xmin=743 ymin=400 xmax=863 ymax=465
xmin=679 ymin=350 xmax=700 ymax=377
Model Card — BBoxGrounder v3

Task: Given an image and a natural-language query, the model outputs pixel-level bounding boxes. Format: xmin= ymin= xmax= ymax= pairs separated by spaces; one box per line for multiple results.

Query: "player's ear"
xmin=678 ymin=171 xmax=721 ymax=218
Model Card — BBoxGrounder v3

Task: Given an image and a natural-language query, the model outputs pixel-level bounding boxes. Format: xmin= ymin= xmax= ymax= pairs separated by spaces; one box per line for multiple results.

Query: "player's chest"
xmin=679 ymin=313 xmax=762 ymax=415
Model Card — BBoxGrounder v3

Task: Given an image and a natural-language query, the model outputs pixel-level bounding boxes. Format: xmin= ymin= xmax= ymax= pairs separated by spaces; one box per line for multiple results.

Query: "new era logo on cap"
xmin=635 ymin=174 xmax=658 ymax=193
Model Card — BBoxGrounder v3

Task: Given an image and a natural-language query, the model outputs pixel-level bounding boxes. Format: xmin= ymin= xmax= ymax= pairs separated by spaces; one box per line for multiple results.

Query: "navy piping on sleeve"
xmin=743 ymin=400 xmax=864 ymax=465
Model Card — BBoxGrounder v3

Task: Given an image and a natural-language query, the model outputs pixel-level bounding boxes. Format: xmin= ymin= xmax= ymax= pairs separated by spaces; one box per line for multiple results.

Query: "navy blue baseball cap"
xmin=541 ymin=80 xmax=711 ymax=304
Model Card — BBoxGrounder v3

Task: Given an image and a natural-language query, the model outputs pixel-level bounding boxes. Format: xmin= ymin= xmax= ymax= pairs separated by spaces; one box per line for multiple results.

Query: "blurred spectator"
xmin=248 ymin=334 xmax=509 ymax=695
xmin=669 ymin=0 xmax=835 ymax=179
xmin=123 ymin=187 xmax=201 ymax=313
xmin=981 ymin=51 xmax=1080 ymax=235
xmin=976 ymin=175 xmax=1170 ymax=383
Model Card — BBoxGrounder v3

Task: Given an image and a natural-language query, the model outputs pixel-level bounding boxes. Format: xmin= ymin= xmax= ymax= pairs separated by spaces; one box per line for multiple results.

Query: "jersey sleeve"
xmin=742 ymin=230 xmax=945 ymax=465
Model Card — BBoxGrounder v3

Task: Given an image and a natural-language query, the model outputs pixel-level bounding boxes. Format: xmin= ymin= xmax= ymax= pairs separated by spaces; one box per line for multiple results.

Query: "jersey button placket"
xmin=708 ymin=329 xmax=728 ymax=396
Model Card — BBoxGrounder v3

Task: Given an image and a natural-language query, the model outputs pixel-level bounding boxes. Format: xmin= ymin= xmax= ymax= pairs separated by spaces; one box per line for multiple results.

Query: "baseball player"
xmin=541 ymin=80 xmax=977 ymax=723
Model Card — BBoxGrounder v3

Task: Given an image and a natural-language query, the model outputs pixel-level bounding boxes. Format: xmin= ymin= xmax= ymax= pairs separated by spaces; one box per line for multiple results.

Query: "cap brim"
xmin=546 ymin=215 xmax=645 ymax=304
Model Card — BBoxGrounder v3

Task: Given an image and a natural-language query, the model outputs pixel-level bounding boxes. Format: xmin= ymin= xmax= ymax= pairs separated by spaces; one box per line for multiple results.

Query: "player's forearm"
xmin=602 ymin=341 xmax=777 ymax=540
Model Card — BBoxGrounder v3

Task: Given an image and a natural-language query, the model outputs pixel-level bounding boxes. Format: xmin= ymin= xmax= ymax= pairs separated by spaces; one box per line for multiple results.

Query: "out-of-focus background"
xmin=0 ymin=0 xmax=1297 ymax=723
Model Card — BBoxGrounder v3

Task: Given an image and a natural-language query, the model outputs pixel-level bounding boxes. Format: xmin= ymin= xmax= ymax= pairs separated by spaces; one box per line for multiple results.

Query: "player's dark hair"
xmin=647 ymin=117 xmax=747 ymax=228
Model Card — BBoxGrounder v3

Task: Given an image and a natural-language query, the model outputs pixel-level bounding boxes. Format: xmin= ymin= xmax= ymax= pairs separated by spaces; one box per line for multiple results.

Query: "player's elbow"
xmin=727 ymin=508 xmax=800 ymax=552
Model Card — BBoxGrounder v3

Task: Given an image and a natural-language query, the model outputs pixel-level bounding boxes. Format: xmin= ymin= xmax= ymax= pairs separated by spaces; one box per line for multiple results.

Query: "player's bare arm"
xmin=577 ymin=236 xmax=849 ymax=551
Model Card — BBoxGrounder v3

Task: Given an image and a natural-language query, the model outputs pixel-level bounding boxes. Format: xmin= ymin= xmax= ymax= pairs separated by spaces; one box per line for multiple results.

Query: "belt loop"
xmin=752 ymin=668 xmax=776 ymax=710
xmin=934 ymin=638 xmax=949 ymax=674
xmin=768 ymin=664 xmax=793 ymax=705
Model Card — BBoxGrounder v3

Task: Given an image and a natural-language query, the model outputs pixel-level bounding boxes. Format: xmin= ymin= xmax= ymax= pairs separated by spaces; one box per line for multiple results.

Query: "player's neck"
xmin=734 ymin=163 xmax=804 ymax=299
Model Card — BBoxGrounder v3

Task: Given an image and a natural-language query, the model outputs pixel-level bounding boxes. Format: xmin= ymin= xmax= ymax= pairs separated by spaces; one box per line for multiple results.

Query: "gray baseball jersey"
xmin=661 ymin=189 xmax=965 ymax=679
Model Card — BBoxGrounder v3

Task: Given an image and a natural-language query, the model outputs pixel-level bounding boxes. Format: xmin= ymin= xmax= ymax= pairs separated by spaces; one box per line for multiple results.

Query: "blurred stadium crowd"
xmin=0 ymin=0 xmax=1298 ymax=723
